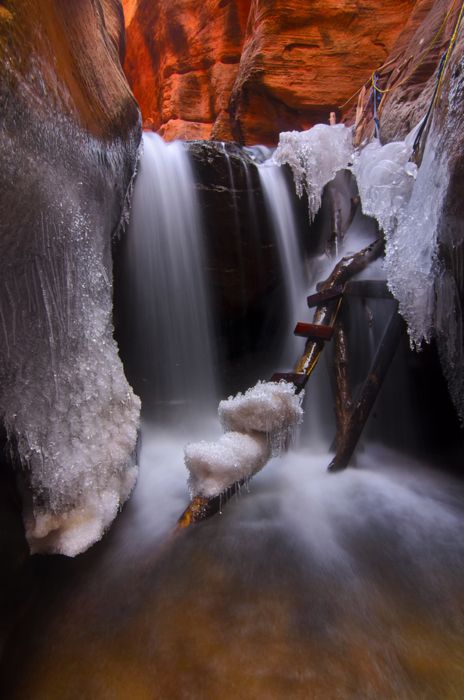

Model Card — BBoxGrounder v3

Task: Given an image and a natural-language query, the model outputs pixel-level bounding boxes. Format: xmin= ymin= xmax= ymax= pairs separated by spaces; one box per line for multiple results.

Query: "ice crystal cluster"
xmin=0 ymin=70 xmax=141 ymax=556
xmin=351 ymin=130 xmax=445 ymax=351
xmin=274 ymin=124 xmax=353 ymax=220
xmin=277 ymin=117 xmax=461 ymax=420
xmin=184 ymin=381 xmax=304 ymax=497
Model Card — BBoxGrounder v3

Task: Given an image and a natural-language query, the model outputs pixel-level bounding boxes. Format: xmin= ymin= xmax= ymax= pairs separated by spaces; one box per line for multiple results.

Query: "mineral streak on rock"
xmin=351 ymin=0 xmax=464 ymax=143
xmin=0 ymin=0 xmax=142 ymax=555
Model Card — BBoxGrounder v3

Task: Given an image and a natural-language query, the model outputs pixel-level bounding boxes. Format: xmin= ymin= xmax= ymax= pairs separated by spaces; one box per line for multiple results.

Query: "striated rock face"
xmin=0 ymin=0 xmax=142 ymax=555
xmin=351 ymin=0 xmax=463 ymax=142
xmin=122 ymin=0 xmax=415 ymax=144
xmin=224 ymin=0 xmax=416 ymax=144
xmin=124 ymin=0 xmax=251 ymax=140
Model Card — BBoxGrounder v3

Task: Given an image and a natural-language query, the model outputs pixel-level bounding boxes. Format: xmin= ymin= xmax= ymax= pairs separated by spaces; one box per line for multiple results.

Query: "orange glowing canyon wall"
xmin=122 ymin=0 xmax=419 ymax=144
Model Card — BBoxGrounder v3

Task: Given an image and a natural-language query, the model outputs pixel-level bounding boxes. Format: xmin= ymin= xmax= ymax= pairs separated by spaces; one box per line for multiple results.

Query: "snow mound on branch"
xmin=185 ymin=432 xmax=271 ymax=498
xmin=185 ymin=381 xmax=304 ymax=497
xmin=219 ymin=380 xmax=304 ymax=455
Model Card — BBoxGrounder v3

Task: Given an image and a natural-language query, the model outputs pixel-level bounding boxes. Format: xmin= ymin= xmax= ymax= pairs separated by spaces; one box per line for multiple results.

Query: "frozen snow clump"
xmin=219 ymin=380 xmax=304 ymax=454
xmin=185 ymin=432 xmax=271 ymax=498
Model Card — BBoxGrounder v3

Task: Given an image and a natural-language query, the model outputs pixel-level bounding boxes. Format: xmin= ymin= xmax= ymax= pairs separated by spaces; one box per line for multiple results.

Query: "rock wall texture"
xmin=122 ymin=0 xmax=416 ymax=144
xmin=0 ymin=0 xmax=142 ymax=556
xmin=351 ymin=0 xmax=463 ymax=142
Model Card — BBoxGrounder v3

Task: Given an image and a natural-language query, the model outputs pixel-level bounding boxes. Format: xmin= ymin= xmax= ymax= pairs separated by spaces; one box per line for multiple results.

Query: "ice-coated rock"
xmin=0 ymin=0 xmax=142 ymax=557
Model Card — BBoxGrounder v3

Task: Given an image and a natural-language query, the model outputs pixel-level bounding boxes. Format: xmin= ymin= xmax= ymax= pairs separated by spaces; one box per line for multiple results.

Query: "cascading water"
xmin=3 ymin=129 xmax=464 ymax=699
xmin=258 ymin=162 xmax=307 ymax=364
xmin=123 ymin=132 xmax=216 ymax=418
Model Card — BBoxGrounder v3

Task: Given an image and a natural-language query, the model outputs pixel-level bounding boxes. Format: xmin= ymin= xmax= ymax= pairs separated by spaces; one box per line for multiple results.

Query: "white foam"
xmin=185 ymin=431 xmax=271 ymax=498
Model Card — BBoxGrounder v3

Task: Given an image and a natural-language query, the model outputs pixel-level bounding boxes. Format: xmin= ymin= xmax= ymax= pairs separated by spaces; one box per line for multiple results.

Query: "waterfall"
xmin=5 ymin=130 xmax=464 ymax=699
xmin=258 ymin=162 xmax=308 ymax=366
xmin=124 ymin=133 xmax=216 ymax=419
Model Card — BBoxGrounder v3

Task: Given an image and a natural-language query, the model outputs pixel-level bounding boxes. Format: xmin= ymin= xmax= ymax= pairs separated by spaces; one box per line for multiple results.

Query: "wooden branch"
xmin=333 ymin=320 xmax=352 ymax=450
xmin=293 ymin=238 xmax=384 ymax=384
xmin=317 ymin=238 xmax=384 ymax=291
xmin=328 ymin=303 xmax=405 ymax=472
xmin=326 ymin=183 xmax=343 ymax=256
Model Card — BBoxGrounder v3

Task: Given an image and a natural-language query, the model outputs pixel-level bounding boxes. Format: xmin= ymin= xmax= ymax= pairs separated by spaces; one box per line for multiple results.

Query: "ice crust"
xmin=351 ymin=138 xmax=418 ymax=236
xmin=0 ymin=58 xmax=141 ymax=556
xmin=185 ymin=381 xmax=304 ymax=497
xmin=273 ymin=124 xmax=353 ymax=221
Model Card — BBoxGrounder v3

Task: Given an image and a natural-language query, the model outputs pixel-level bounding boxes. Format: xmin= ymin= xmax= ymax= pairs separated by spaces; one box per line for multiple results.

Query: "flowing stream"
xmin=1 ymin=134 xmax=464 ymax=699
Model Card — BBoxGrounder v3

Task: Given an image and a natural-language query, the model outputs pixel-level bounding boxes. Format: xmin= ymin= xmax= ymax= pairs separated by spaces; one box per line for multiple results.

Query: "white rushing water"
xmin=258 ymin=162 xmax=308 ymax=365
xmin=125 ymin=133 xmax=216 ymax=416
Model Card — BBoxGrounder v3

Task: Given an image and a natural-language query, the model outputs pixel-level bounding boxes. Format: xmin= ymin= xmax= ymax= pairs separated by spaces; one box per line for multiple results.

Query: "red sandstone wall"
xmin=351 ymin=0 xmax=464 ymax=142
xmin=123 ymin=0 xmax=251 ymax=140
xmin=122 ymin=0 xmax=416 ymax=144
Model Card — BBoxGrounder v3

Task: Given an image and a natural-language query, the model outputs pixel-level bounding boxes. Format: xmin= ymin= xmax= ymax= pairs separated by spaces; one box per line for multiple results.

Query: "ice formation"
xmin=0 ymin=174 xmax=141 ymax=555
xmin=219 ymin=381 xmax=304 ymax=455
xmin=273 ymin=124 xmax=353 ymax=220
xmin=185 ymin=381 xmax=304 ymax=497
xmin=351 ymin=137 xmax=418 ymax=236
xmin=277 ymin=118 xmax=460 ymax=418
xmin=351 ymin=130 xmax=448 ymax=350
xmin=0 ymin=77 xmax=141 ymax=555
xmin=185 ymin=432 xmax=271 ymax=498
